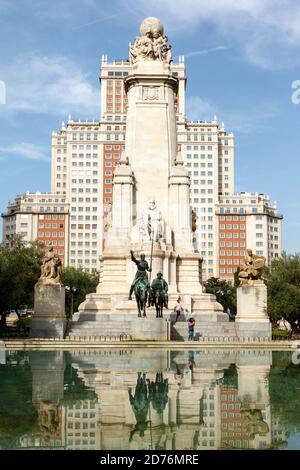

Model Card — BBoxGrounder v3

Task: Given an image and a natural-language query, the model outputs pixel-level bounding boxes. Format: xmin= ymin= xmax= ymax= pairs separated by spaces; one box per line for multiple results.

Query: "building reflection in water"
xmin=2 ymin=348 xmax=296 ymax=450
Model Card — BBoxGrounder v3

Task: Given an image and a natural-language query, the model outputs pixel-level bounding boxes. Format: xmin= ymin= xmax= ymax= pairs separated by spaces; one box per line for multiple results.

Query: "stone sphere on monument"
xmin=140 ymin=17 xmax=164 ymax=37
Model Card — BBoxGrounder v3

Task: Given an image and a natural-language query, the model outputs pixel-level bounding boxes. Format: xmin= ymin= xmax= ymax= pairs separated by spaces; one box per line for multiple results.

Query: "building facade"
xmin=216 ymin=193 xmax=283 ymax=280
xmin=1 ymin=192 xmax=69 ymax=265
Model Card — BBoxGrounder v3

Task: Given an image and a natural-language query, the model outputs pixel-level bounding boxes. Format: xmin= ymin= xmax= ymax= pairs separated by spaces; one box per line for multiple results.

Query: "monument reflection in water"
xmin=0 ymin=349 xmax=299 ymax=450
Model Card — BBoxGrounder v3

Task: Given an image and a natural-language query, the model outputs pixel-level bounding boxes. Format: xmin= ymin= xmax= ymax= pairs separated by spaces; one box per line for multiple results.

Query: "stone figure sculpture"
xmin=36 ymin=402 xmax=60 ymax=441
xmin=238 ymin=249 xmax=266 ymax=285
xmin=240 ymin=405 xmax=269 ymax=440
xmin=150 ymin=272 xmax=168 ymax=317
xmin=129 ymin=17 xmax=172 ymax=64
xmin=191 ymin=209 xmax=197 ymax=232
xmin=139 ymin=200 xmax=163 ymax=243
xmin=129 ymin=250 xmax=151 ymax=317
xmin=39 ymin=246 xmax=62 ymax=284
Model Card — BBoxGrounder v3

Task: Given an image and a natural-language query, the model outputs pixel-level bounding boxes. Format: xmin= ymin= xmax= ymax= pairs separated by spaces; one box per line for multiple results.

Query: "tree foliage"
xmin=269 ymin=352 xmax=300 ymax=431
xmin=61 ymin=267 xmax=99 ymax=318
xmin=204 ymin=277 xmax=237 ymax=316
xmin=266 ymin=253 xmax=300 ymax=329
xmin=0 ymin=236 xmax=43 ymax=328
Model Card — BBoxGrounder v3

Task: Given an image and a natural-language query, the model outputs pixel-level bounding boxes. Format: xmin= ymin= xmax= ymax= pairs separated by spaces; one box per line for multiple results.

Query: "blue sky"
xmin=0 ymin=0 xmax=300 ymax=251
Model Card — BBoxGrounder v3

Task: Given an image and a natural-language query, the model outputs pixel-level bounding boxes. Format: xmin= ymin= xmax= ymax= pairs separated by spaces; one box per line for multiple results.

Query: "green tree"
xmin=0 ymin=236 xmax=43 ymax=328
xmin=61 ymin=267 xmax=99 ymax=318
xmin=266 ymin=253 xmax=300 ymax=329
xmin=204 ymin=277 xmax=237 ymax=317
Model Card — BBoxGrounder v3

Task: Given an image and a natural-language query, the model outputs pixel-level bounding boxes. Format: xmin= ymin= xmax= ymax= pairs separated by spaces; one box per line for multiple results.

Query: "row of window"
xmin=70 ymin=258 xmax=97 ymax=264
xmin=192 ymin=198 xmax=214 ymax=203
xmin=106 ymin=107 xmax=127 ymax=112
xmin=220 ymin=241 xmax=246 ymax=247
xmin=105 ymin=115 xmax=127 ymax=122
xmin=220 ymin=250 xmax=246 ymax=256
xmin=71 ymin=154 xmax=98 ymax=159
xmin=106 ymin=98 xmax=127 ymax=103
xmin=71 ymin=188 xmax=98 ymax=193
xmin=220 ymin=268 xmax=237 ymax=274
xmin=39 ymin=223 xmax=64 ymax=229
xmin=105 ymin=125 xmax=126 ymax=131
xmin=72 ymin=144 xmax=98 ymax=149
xmin=220 ymin=233 xmax=246 ymax=239
xmin=70 ymin=232 xmax=98 ymax=237
xmin=71 ymin=224 xmax=97 ymax=229
xmin=70 ymin=251 xmax=98 ymax=256
xmin=105 ymin=134 xmax=125 ymax=140
xmin=219 ymin=215 xmax=246 ymax=221
xmin=104 ymin=145 xmax=124 ymax=150
xmin=220 ymin=259 xmax=244 ymax=265
xmin=71 ymin=179 xmax=99 ymax=184
xmin=193 ymin=207 xmax=214 ymax=213
xmin=186 ymin=153 xmax=213 ymax=159
xmin=187 ymin=135 xmax=214 ymax=142
xmin=193 ymin=188 xmax=214 ymax=194
xmin=70 ymin=207 xmax=98 ymax=212
xmin=219 ymin=208 xmax=249 ymax=214
xmin=220 ymin=224 xmax=245 ymax=230
xmin=71 ymin=134 xmax=99 ymax=141
xmin=70 ymin=242 xmax=97 ymax=247
xmin=70 ymin=216 xmax=98 ymax=221
xmin=107 ymin=72 xmax=129 ymax=78
xmin=38 ymin=232 xmax=64 ymax=238
xmin=105 ymin=162 xmax=119 ymax=167
xmin=71 ymin=198 xmax=98 ymax=203
xmin=71 ymin=164 xmax=98 ymax=169
xmin=186 ymin=145 xmax=213 ymax=151
xmin=186 ymin=162 xmax=213 ymax=168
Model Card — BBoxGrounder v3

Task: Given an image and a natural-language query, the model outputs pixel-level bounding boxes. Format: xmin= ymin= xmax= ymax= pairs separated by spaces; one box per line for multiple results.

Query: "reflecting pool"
xmin=0 ymin=348 xmax=300 ymax=450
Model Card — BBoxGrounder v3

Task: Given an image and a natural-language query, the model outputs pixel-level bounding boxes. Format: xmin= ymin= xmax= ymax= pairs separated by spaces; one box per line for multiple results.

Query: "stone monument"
xmin=30 ymin=246 xmax=66 ymax=338
xmin=235 ymin=249 xmax=271 ymax=339
xmin=71 ymin=17 xmax=226 ymax=341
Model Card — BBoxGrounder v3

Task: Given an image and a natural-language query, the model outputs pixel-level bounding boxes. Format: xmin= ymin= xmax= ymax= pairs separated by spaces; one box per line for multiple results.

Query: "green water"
xmin=0 ymin=348 xmax=300 ymax=450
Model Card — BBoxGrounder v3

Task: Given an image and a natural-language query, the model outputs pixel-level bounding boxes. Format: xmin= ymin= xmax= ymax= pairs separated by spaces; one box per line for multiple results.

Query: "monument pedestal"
xmin=70 ymin=308 xmax=169 ymax=341
xmin=235 ymin=282 xmax=271 ymax=339
xmin=30 ymin=282 xmax=66 ymax=338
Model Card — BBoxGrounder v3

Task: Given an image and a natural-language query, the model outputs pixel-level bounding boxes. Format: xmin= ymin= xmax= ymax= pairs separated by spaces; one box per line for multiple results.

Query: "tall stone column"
xmin=98 ymin=157 xmax=134 ymax=295
xmin=125 ymin=61 xmax=178 ymax=226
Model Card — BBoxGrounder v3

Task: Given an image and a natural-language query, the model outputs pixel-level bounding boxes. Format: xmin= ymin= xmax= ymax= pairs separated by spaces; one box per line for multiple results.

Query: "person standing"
xmin=174 ymin=297 xmax=183 ymax=322
xmin=187 ymin=318 xmax=195 ymax=341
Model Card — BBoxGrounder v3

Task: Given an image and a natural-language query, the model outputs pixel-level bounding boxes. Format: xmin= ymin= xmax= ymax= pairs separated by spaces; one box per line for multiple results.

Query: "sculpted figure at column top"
xmin=129 ymin=17 xmax=172 ymax=64
xmin=39 ymin=246 xmax=62 ymax=284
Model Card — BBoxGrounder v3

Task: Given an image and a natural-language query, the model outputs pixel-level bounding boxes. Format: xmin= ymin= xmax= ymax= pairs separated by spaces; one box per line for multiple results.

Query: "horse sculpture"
xmin=150 ymin=287 xmax=164 ymax=318
xmin=128 ymin=372 xmax=150 ymax=441
xmin=134 ymin=280 xmax=148 ymax=318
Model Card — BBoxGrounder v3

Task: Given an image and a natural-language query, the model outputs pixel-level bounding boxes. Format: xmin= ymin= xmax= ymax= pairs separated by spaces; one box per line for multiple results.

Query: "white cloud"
xmin=0 ymin=143 xmax=49 ymax=161
xmin=186 ymin=95 xmax=278 ymax=133
xmin=184 ymin=46 xmax=229 ymax=59
xmin=126 ymin=0 xmax=300 ymax=69
xmin=186 ymin=96 xmax=216 ymax=121
xmin=2 ymin=55 xmax=99 ymax=118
